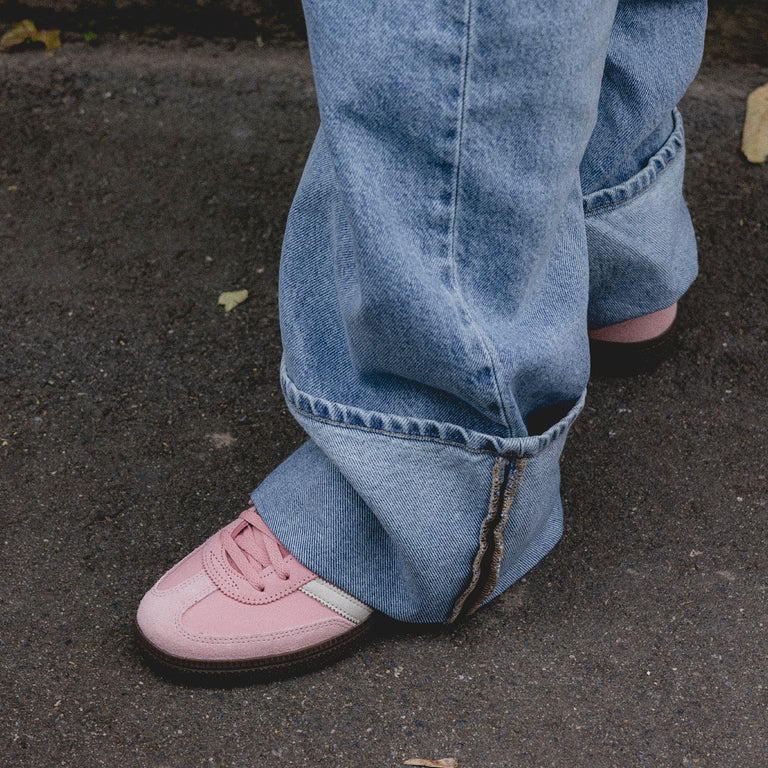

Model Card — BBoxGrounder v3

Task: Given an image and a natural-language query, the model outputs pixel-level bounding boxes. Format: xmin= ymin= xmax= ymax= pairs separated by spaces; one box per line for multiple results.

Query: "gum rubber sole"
xmin=135 ymin=614 xmax=377 ymax=684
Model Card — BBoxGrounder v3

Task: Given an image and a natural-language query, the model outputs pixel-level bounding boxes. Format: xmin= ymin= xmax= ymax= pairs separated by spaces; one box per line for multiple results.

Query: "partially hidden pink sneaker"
xmin=588 ymin=303 xmax=678 ymax=377
xmin=135 ymin=506 xmax=375 ymax=680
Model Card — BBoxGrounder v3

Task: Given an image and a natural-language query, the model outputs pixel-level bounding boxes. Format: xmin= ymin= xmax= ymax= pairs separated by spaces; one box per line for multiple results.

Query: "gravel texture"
xmin=1 ymin=17 xmax=767 ymax=768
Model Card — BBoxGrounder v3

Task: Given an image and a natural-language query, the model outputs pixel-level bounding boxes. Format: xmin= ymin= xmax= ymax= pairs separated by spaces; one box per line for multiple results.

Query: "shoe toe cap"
xmin=137 ymin=566 xmax=359 ymax=665
xmin=136 ymin=565 xmax=218 ymax=661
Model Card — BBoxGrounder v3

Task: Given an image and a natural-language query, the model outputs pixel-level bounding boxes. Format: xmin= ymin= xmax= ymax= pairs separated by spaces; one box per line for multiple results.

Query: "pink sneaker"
xmin=135 ymin=506 xmax=375 ymax=680
xmin=588 ymin=303 xmax=678 ymax=377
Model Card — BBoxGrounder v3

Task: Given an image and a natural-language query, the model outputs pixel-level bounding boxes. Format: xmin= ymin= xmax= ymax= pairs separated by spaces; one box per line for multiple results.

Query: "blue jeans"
xmin=252 ymin=0 xmax=707 ymax=623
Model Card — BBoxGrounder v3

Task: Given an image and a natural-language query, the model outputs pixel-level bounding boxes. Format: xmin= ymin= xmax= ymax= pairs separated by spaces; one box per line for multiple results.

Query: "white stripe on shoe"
xmin=299 ymin=578 xmax=373 ymax=625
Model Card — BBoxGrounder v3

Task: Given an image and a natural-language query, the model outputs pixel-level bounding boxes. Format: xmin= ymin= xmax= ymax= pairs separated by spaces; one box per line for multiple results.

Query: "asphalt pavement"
xmin=1 ymin=16 xmax=767 ymax=768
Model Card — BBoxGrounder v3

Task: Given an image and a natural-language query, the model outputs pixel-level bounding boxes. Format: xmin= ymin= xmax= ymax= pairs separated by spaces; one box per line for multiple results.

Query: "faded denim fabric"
xmin=252 ymin=0 xmax=707 ymax=623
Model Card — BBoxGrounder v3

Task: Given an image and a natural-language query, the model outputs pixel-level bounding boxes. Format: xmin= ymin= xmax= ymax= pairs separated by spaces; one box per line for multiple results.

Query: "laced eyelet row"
xmin=254 ymin=573 xmax=290 ymax=592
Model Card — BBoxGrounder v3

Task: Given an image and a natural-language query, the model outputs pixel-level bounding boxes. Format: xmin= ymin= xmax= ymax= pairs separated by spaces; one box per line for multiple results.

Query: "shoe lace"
xmin=221 ymin=507 xmax=290 ymax=591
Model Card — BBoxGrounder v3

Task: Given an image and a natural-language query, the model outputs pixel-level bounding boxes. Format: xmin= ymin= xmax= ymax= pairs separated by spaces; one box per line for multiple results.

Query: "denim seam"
xmin=583 ymin=143 xmax=681 ymax=215
xmin=468 ymin=457 xmax=528 ymax=614
xmin=583 ymin=107 xmax=685 ymax=216
xmin=447 ymin=456 xmax=508 ymax=621
xmin=290 ymin=397 xmax=496 ymax=456
xmin=447 ymin=0 xmax=515 ymax=437
xmin=282 ymin=363 xmax=585 ymax=457
xmin=447 ymin=455 xmax=528 ymax=622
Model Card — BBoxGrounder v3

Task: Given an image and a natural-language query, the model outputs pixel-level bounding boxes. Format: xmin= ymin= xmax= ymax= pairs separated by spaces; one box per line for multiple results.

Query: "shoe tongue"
xmin=224 ymin=552 xmax=249 ymax=578
xmin=276 ymin=540 xmax=290 ymax=559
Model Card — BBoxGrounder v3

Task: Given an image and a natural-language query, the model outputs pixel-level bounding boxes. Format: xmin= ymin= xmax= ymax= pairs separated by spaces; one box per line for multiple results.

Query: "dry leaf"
xmin=1 ymin=20 xmax=61 ymax=52
xmin=207 ymin=432 xmax=236 ymax=449
xmin=404 ymin=760 xmax=458 ymax=768
xmin=742 ymin=82 xmax=768 ymax=164
xmin=0 ymin=19 xmax=36 ymax=51
xmin=35 ymin=29 xmax=61 ymax=50
xmin=218 ymin=289 xmax=248 ymax=311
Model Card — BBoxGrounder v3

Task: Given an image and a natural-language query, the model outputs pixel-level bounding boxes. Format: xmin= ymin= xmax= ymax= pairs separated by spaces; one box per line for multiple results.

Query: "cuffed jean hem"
xmin=584 ymin=107 xmax=698 ymax=328
xmin=250 ymin=365 xmax=585 ymax=624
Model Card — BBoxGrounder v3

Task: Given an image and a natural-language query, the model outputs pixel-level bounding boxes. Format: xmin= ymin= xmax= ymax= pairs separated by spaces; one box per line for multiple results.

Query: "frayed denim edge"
xmin=281 ymin=361 xmax=586 ymax=457
xmin=583 ymin=107 xmax=685 ymax=216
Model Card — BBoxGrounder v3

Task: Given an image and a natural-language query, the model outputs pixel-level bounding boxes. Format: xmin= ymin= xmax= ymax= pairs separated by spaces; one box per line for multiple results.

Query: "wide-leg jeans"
xmin=251 ymin=0 xmax=707 ymax=623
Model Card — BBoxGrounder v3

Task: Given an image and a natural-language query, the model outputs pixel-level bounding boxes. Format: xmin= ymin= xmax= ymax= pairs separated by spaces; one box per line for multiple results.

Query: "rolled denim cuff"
xmin=250 ymin=363 xmax=585 ymax=623
xmin=584 ymin=107 xmax=698 ymax=329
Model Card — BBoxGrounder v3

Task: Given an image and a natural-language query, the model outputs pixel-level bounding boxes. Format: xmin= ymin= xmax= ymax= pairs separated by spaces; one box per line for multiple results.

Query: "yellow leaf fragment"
xmin=36 ymin=29 xmax=61 ymax=51
xmin=207 ymin=432 xmax=236 ymax=448
xmin=1 ymin=20 xmax=61 ymax=52
xmin=404 ymin=760 xmax=458 ymax=768
xmin=742 ymin=82 xmax=768 ymax=164
xmin=0 ymin=19 xmax=36 ymax=50
xmin=218 ymin=289 xmax=248 ymax=312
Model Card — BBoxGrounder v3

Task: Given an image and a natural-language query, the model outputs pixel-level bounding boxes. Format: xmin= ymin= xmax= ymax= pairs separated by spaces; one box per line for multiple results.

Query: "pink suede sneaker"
xmin=588 ymin=304 xmax=678 ymax=377
xmin=136 ymin=506 xmax=375 ymax=680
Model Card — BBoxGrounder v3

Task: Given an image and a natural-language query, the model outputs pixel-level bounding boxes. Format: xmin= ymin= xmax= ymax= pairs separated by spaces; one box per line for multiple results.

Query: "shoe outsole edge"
xmin=134 ymin=613 xmax=377 ymax=684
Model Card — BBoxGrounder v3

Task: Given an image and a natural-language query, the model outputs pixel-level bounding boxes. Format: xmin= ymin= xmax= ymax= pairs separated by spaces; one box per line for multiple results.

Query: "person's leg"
xmin=582 ymin=0 xmax=707 ymax=375
xmin=136 ymin=0 xmax=706 ymax=676
xmin=255 ymin=0 xmax=620 ymax=625
xmin=582 ymin=0 xmax=707 ymax=334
